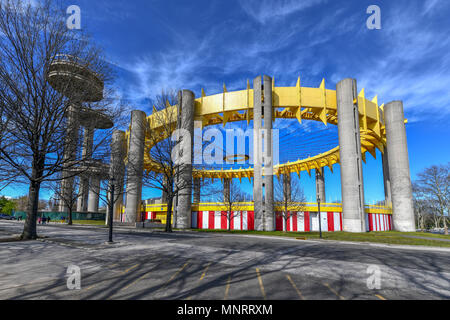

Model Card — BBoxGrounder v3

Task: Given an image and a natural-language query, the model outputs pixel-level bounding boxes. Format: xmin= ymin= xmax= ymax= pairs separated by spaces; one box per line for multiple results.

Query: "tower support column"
xmin=252 ymin=75 xmax=274 ymax=231
xmin=88 ymin=175 xmax=100 ymax=213
xmin=60 ymin=105 xmax=80 ymax=212
xmin=337 ymin=78 xmax=366 ymax=233
xmin=174 ymin=90 xmax=195 ymax=229
xmin=253 ymin=76 xmax=263 ymax=231
xmin=77 ymin=176 xmax=89 ymax=212
xmin=382 ymin=149 xmax=392 ymax=207
xmin=263 ymin=76 xmax=274 ymax=231
xmin=124 ymin=111 xmax=146 ymax=223
xmin=82 ymin=124 xmax=95 ymax=159
xmin=384 ymin=101 xmax=415 ymax=232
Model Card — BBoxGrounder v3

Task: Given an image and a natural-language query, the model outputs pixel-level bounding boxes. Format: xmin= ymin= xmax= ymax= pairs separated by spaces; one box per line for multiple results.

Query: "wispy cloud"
xmin=238 ymin=0 xmax=327 ymax=24
xmin=349 ymin=2 xmax=450 ymax=121
xmin=101 ymin=0 xmax=450 ymax=123
xmin=423 ymin=0 xmax=440 ymax=16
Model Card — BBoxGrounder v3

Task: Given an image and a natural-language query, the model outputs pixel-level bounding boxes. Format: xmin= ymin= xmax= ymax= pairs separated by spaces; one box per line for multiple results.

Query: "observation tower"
xmin=47 ymin=54 xmax=113 ymax=213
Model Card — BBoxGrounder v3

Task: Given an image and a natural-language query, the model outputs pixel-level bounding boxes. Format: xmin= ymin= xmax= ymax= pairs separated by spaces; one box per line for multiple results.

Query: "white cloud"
xmin=423 ymin=0 xmax=440 ymax=16
xmin=351 ymin=4 xmax=450 ymax=121
xmin=238 ymin=0 xmax=326 ymax=24
xmin=107 ymin=1 xmax=450 ymax=123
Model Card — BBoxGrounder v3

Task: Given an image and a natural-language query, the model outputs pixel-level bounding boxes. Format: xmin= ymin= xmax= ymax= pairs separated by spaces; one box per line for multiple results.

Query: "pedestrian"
xmin=42 ymin=216 xmax=46 ymax=225
xmin=48 ymin=217 xmax=51 ymax=224
xmin=38 ymin=217 xmax=41 ymax=224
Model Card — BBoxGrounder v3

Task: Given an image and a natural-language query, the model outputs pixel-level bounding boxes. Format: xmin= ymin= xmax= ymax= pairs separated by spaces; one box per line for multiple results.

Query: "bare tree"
xmin=274 ymin=174 xmax=306 ymax=232
xmin=0 ymin=0 xmax=119 ymax=239
xmin=44 ymin=174 xmax=81 ymax=225
xmin=413 ymin=163 xmax=449 ymax=235
xmin=214 ymin=179 xmax=249 ymax=231
xmin=413 ymin=183 xmax=431 ymax=231
xmin=140 ymin=91 xmax=197 ymax=232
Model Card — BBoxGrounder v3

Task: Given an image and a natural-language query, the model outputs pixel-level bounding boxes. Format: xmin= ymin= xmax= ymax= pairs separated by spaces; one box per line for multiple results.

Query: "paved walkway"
xmin=1 ymin=220 xmax=450 ymax=300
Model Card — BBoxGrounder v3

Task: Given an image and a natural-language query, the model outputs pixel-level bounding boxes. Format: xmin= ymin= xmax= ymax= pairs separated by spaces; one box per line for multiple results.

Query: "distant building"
xmin=142 ymin=197 xmax=162 ymax=205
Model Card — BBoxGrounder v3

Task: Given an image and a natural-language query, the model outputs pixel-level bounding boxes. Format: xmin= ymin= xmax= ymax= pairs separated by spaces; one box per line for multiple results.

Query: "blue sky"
xmin=2 ymin=0 xmax=450 ymax=205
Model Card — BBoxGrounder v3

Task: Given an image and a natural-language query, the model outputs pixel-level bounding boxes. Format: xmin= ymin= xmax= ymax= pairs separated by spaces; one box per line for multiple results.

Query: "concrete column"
xmin=382 ymin=149 xmax=392 ymax=207
xmin=384 ymin=101 xmax=415 ymax=232
xmin=337 ymin=79 xmax=366 ymax=233
xmin=223 ymin=179 xmax=231 ymax=203
xmin=175 ymin=90 xmax=195 ymax=229
xmin=315 ymin=168 xmax=326 ymax=203
xmin=109 ymin=131 xmax=127 ymax=222
xmin=263 ymin=75 xmax=274 ymax=232
xmin=283 ymin=174 xmax=291 ymax=202
xmin=82 ymin=125 xmax=94 ymax=159
xmin=124 ymin=111 xmax=146 ymax=223
xmin=88 ymin=175 xmax=100 ymax=213
xmin=253 ymin=76 xmax=264 ymax=231
xmin=76 ymin=176 xmax=89 ymax=212
xmin=60 ymin=104 xmax=80 ymax=212
xmin=193 ymin=178 xmax=201 ymax=203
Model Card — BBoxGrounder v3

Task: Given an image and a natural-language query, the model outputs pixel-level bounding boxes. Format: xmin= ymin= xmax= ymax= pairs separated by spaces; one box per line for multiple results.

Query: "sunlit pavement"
xmin=0 ymin=220 xmax=449 ymax=300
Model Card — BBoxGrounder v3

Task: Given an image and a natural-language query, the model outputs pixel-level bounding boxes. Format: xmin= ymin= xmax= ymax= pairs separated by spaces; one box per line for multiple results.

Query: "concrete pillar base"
xmin=174 ymin=90 xmax=195 ymax=229
xmin=343 ymin=219 xmax=366 ymax=233
xmin=124 ymin=111 xmax=146 ymax=223
xmin=337 ymin=78 xmax=366 ymax=233
xmin=384 ymin=101 xmax=415 ymax=232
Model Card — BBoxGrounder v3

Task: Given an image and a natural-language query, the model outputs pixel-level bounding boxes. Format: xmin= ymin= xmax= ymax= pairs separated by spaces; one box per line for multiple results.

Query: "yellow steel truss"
xmin=129 ymin=78 xmax=393 ymax=180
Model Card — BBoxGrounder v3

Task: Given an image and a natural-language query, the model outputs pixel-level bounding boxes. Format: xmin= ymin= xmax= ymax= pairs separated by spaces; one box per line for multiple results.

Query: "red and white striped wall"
xmin=143 ymin=212 xmax=158 ymax=221
xmin=275 ymin=212 xmax=344 ymax=232
xmin=367 ymin=213 xmax=393 ymax=231
xmin=191 ymin=211 xmax=255 ymax=231
xmin=139 ymin=210 xmax=393 ymax=232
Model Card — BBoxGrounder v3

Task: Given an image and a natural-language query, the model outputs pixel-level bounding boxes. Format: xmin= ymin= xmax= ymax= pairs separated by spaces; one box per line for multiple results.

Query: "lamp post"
xmin=317 ymin=195 xmax=323 ymax=239
xmin=316 ymin=170 xmax=323 ymax=239
xmin=108 ymin=177 xmax=115 ymax=243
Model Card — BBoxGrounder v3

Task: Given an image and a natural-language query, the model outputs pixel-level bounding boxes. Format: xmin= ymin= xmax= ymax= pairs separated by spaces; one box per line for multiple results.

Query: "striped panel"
xmin=334 ymin=212 xmax=341 ymax=231
xmin=327 ymin=212 xmax=334 ymax=232
xmin=234 ymin=212 xmax=241 ymax=231
xmin=275 ymin=212 xmax=283 ymax=231
xmin=292 ymin=212 xmax=298 ymax=232
xmin=286 ymin=213 xmax=291 ymax=232
xmin=304 ymin=212 xmax=310 ymax=232
xmin=242 ymin=211 xmax=248 ymax=231
xmin=209 ymin=211 xmax=215 ymax=230
xmin=248 ymin=211 xmax=255 ymax=231
xmin=214 ymin=211 xmax=221 ymax=230
xmin=221 ymin=211 xmax=228 ymax=230
xmin=297 ymin=212 xmax=305 ymax=232
xmin=203 ymin=211 xmax=209 ymax=229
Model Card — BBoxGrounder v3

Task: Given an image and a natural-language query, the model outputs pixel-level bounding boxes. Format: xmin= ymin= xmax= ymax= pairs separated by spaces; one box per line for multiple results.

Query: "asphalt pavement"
xmin=0 ymin=220 xmax=449 ymax=300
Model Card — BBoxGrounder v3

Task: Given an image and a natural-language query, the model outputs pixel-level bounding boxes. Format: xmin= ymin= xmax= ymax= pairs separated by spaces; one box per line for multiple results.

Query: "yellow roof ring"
xmin=132 ymin=78 xmax=388 ymax=180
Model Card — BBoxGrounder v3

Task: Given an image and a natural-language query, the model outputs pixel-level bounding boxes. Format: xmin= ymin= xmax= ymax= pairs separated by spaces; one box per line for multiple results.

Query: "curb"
xmin=209 ymin=233 xmax=450 ymax=253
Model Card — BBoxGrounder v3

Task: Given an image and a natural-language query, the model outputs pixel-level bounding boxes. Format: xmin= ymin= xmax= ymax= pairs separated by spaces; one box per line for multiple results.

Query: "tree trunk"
xmin=284 ymin=206 xmax=288 ymax=232
xmin=21 ymin=180 xmax=41 ymax=240
xmin=68 ymin=208 xmax=73 ymax=225
xmin=444 ymin=215 xmax=448 ymax=235
xmin=165 ymin=198 xmax=173 ymax=233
